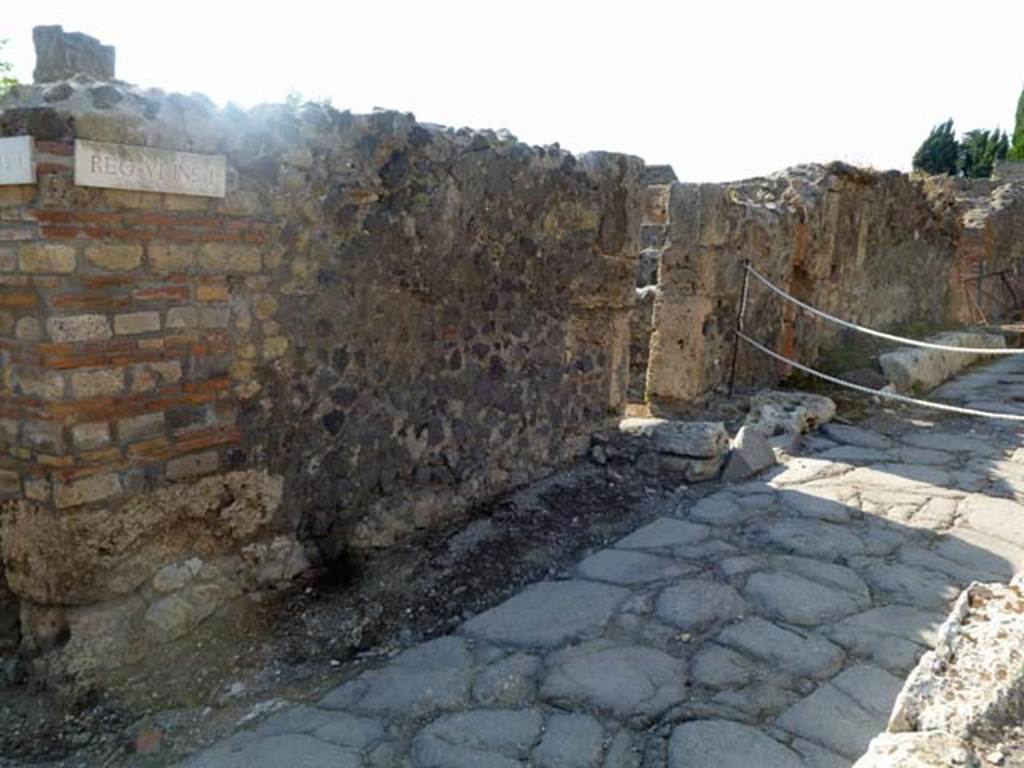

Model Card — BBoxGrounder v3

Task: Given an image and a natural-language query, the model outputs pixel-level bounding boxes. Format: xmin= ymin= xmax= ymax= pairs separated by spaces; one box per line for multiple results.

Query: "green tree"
xmin=0 ymin=39 xmax=17 ymax=96
xmin=959 ymin=128 xmax=1010 ymax=178
xmin=1011 ymin=84 xmax=1024 ymax=160
xmin=913 ymin=119 xmax=959 ymax=175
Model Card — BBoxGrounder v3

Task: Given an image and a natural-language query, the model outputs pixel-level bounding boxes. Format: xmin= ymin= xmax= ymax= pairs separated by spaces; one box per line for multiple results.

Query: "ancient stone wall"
xmin=628 ymin=165 xmax=675 ymax=403
xmin=0 ymin=75 xmax=641 ymax=666
xmin=644 ymin=163 xmax=1024 ymax=405
xmin=994 ymin=159 xmax=1024 ymax=183
xmin=926 ymin=175 xmax=1024 ymax=324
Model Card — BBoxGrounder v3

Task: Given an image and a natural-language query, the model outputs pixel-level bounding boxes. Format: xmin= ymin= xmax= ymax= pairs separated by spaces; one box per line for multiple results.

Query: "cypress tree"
xmin=960 ymin=128 xmax=1010 ymax=178
xmin=1010 ymin=84 xmax=1024 ymax=160
xmin=913 ymin=120 xmax=959 ymax=175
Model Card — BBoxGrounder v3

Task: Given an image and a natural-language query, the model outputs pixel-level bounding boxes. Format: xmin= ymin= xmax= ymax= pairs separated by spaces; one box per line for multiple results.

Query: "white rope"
xmin=736 ymin=331 xmax=1024 ymax=422
xmin=745 ymin=264 xmax=1024 ymax=355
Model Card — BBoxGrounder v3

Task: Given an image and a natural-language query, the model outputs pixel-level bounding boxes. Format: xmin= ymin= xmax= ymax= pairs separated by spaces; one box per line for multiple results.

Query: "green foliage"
xmin=959 ymin=128 xmax=1010 ymax=178
xmin=912 ymin=118 xmax=1012 ymax=178
xmin=0 ymin=39 xmax=17 ymax=96
xmin=1011 ymin=84 xmax=1024 ymax=160
xmin=913 ymin=119 xmax=959 ymax=175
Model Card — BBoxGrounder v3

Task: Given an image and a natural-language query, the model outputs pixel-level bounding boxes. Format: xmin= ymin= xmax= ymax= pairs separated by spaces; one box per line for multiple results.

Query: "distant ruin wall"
xmin=645 ymin=163 xmax=1024 ymax=405
xmin=0 ymin=77 xmax=641 ymax=664
xmin=994 ymin=159 xmax=1024 ymax=183
xmin=928 ymin=175 xmax=1024 ymax=325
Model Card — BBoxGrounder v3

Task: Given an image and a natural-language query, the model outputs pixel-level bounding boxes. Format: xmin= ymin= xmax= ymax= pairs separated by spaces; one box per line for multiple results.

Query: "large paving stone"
xmin=900 ymin=430 xmax=999 ymax=456
xmin=821 ymin=606 xmax=941 ymax=673
xmin=815 ymin=446 xmax=890 ymax=464
xmin=720 ymin=555 xmax=765 ymax=577
xmin=830 ymin=664 xmax=904 ymax=718
xmin=410 ymin=709 xmax=543 ymax=768
xmin=804 ymin=435 xmax=842 ymax=453
xmin=460 ymin=580 xmax=628 ymax=649
xmin=841 ymin=465 xmax=958 ymax=497
xmin=949 ymin=469 xmax=987 ymax=493
xmin=957 ymin=493 xmax=1024 ymax=546
xmin=769 ymin=556 xmax=871 ymax=600
xmin=776 ymin=486 xmax=856 ymax=522
xmin=716 ymin=617 xmax=845 ymax=680
xmin=181 ymin=733 xmax=361 ymax=768
xmin=897 ymin=545 xmax=987 ymax=584
xmin=604 ymin=731 xmax=641 ymax=768
xmin=655 ymin=580 xmax=749 ymax=631
xmin=905 ymin=497 xmax=957 ymax=530
xmin=743 ymin=570 xmax=869 ymax=626
xmin=755 ymin=519 xmax=866 ymax=560
xmin=254 ymin=705 xmax=384 ymax=749
xmin=893 ymin=447 xmax=952 ymax=465
xmin=532 ymin=713 xmax=604 ymax=768
xmin=615 ymin=518 xmax=711 ymax=550
xmin=319 ymin=636 xmax=473 ymax=716
xmin=667 ymin=720 xmax=803 ymax=768
xmin=935 ymin=527 xmax=1024 ymax=579
xmin=689 ymin=644 xmax=755 ymax=689
xmin=776 ymin=679 xmax=886 ymax=760
xmin=689 ymin=493 xmax=760 ymax=525
xmin=576 ymin=549 xmax=690 ymax=586
xmin=766 ymin=457 xmax=850 ymax=487
xmin=852 ymin=558 xmax=959 ymax=609
xmin=709 ymin=680 xmax=802 ymax=720
xmin=856 ymin=487 xmax=932 ymax=509
xmin=541 ymin=642 xmax=687 ymax=722
xmin=820 ymin=423 xmax=893 ymax=450
xmin=791 ymin=738 xmax=848 ymax=768
xmin=471 ymin=653 xmax=540 ymax=708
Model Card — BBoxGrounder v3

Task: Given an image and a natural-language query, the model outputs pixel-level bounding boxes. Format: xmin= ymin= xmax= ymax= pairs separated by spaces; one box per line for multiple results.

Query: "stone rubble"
xmin=745 ymin=390 xmax=837 ymax=439
xmin=723 ymin=425 xmax=778 ymax=482
xmin=618 ymin=417 xmax=730 ymax=481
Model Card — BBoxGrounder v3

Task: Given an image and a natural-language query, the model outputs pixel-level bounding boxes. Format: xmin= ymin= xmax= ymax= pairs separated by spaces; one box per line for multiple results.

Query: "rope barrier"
xmin=736 ymin=331 xmax=1024 ymax=422
xmin=744 ymin=264 xmax=1024 ymax=355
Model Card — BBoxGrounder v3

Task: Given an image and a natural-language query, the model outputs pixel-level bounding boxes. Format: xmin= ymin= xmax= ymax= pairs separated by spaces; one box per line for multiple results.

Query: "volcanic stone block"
xmin=723 ymin=425 xmax=777 ymax=481
xmin=33 ymin=26 xmax=115 ymax=83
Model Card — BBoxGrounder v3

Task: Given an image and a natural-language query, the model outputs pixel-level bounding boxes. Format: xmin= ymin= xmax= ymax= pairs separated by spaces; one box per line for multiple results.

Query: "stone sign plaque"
xmin=74 ymin=139 xmax=227 ymax=198
xmin=0 ymin=136 xmax=35 ymax=185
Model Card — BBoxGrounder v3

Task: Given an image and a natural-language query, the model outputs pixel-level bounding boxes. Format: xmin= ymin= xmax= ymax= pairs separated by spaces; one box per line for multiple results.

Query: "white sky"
xmin=3 ymin=1 xmax=1023 ymax=182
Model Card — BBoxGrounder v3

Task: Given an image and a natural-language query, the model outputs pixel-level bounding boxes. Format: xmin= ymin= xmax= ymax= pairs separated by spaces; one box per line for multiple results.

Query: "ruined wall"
xmin=926 ymin=176 xmax=1024 ymax=324
xmin=644 ymin=163 xmax=1024 ymax=405
xmin=629 ymin=165 xmax=675 ymax=403
xmin=0 ymin=77 xmax=641 ymax=666
xmin=994 ymin=159 xmax=1024 ymax=183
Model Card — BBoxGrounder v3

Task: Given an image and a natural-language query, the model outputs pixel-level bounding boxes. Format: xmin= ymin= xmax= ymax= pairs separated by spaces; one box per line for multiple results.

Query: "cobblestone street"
xmin=179 ymin=357 xmax=1024 ymax=767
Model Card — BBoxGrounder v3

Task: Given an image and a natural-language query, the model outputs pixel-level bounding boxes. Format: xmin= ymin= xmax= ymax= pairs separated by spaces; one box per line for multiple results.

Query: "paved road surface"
xmin=181 ymin=357 xmax=1024 ymax=767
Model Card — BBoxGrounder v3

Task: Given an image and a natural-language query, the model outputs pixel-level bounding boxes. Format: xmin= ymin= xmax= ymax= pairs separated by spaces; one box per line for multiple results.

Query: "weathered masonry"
xmin=638 ymin=164 xmax=1024 ymax=406
xmin=3 ymin=26 xmax=1024 ymax=674
xmin=0 ymin=28 xmax=641 ymax=669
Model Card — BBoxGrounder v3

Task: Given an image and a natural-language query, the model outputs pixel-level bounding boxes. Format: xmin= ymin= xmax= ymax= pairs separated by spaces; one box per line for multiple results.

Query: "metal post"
xmin=977 ymin=258 xmax=985 ymax=320
xmin=728 ymin=259 xmax=752 ymax=398
xmin=999 ymin=271 xmax=1019 ymax=312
